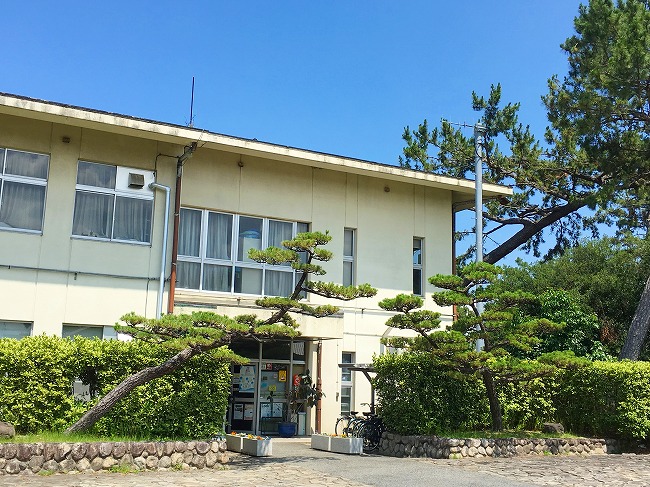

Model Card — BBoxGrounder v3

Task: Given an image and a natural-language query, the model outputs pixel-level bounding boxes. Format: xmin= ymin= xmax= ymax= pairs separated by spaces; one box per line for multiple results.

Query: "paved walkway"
xmin=2 ymin=438 xmax=650 ymax=487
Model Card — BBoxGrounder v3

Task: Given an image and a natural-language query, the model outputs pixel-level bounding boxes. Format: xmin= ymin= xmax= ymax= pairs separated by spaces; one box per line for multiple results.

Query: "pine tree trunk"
xmin=481 ymin=370 xmax=503 ymax=431
xmin=65 ymin=346 xmax=198 ymax=434
xmin=619 ymin=275 xmax=650 ymax=361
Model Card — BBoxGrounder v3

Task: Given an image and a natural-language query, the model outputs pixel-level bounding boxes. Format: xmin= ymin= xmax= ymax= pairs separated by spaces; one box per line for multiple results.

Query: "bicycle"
xmin=355 ymin=405 xmax=385 ymax=452
xmin=334 ymin=410 xmax=364 ymax=436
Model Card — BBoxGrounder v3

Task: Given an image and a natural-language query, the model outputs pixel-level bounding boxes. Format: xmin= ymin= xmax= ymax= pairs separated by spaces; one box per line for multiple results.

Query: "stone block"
xmin=42 ymin=459 xmax=59 ymax=472
xmin=102 ymin=457 xmax=117 ymax=470
xmin=146 ymin=456 xmax=159 ymax=469
xmin=3 ymin=444 xmax=16 ymax=460
xmin=59 ymin=458 xmax=76 ymax=473
xmin=170 ymin=452 xmax=184 ymax=465
xmin=196 ymin=441 xmax=210 ymax=454
xmin=86 ymin=443 xmax=99 ymax=460
xmin=76 ymin=458 xmax=91 ymax=472
xmin=90 ymin=457 xmax=104 ymax=471
xmin=5 ymin=459 xmax=21 ymax=474
xmin=133 ymin=456 xmax=146 ymax=470
xmin=70 ymin=443 xmax=88 ymax=461
xmin=158 ymin=456 xmax=171 ymax=469
xmin=163 ymin=442 xmax=175 ymax=456
xmin=192 ymin=454 xmax=206 ymax=468
xmin=119 ymin=453 xmax=134 ymax=466
xmin=205 ymin=451 xmax=217 ymax=468
xmin=113 ymin=443 xmax=127 ymax=459
xmin=99 ymin=442 xmax=113 ymax=457
xmin=16 ymin=443 xmax=34 ymax=462
xmin=130 ymin=442 xmax=145 ymax=457
xmin=174 ymin=441 xmax=187 ymax=453
xmin=0 ymin=421 xmax=15 ymax=439
xmin=28 ymin=455 xmax=44 ymax=472
xmin=542 ymin=422 xmax=564 ymax=434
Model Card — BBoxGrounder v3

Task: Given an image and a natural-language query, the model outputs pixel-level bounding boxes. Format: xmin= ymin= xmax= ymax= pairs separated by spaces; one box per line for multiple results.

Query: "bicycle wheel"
xmin=334 ymin=416 xmax=348 ymax=436
xmin=359 ymin=420 xmax=382 ymax=452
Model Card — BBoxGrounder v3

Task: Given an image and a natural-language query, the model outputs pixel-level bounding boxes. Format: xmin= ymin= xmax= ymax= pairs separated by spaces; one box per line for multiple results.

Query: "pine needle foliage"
xmin=379 ymin=262 xmax=575 ymax=431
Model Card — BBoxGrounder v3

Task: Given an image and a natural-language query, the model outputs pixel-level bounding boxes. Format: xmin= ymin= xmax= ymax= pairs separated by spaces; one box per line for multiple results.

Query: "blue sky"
xmin=2 ymin=1 xmax=585 ymax=263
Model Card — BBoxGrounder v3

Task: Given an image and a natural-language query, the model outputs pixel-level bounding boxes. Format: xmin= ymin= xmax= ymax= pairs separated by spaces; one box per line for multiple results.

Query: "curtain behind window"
xmin=113 ymin=197 xmax=152 ymax=242
xmin=207 ymin=212 xmax=233 ymax=260
xmin=0 ymin=181 xmax=45 ymax=230
xmin=72 ymin=192 xmax=113 ymax=238
xmin=179 ymin=208 xmax=202 ymax=256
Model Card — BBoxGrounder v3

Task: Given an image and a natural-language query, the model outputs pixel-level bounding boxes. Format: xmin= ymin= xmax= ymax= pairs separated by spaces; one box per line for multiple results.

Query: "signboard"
xmin=279 ymin=370 xmax=287 ymax=382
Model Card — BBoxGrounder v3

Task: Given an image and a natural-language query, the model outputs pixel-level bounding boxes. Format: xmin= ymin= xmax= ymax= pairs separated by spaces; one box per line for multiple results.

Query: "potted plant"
xmin=277 ymin=370 xmax=323 ymax=437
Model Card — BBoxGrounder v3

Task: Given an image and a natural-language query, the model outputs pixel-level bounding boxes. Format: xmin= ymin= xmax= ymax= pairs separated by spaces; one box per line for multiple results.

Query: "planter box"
xmin=311 ymin=434 xmax=331 ymax=451
xmin=330 ymin=436 xmax=363 ymax=455
xmin=242 ymin=437 xmax=273 ymax=456
xmin=226 ymin=434 xmax=244 ymax=452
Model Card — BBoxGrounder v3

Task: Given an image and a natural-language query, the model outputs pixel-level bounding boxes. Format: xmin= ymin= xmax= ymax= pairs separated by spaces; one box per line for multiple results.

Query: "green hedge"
xmin=555 ymin=361 xmax=650 ymax=440
xmin=0 ymin=335 xmax=231 ymax=438
xmin=373 ymin=352 xmax=490 ymax=435
xmin=374 ymin=353 xmax=650 ymax=440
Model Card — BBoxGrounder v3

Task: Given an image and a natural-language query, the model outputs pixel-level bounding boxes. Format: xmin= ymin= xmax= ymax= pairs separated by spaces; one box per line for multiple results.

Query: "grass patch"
xmin=435 ymin=430 xmax=576 ymax=439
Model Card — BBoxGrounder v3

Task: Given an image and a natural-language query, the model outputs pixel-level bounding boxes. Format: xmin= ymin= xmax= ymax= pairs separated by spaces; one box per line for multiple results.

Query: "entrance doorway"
xmin=227 ymin=339 xmax=307 ymax=435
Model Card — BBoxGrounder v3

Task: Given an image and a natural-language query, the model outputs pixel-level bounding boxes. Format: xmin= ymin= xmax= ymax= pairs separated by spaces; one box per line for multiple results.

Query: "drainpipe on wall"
xmin=167 ymin=142 xmax=197 ymax=314
xmin=150 ymin=182 xmax=171 ymax=319
xmin=316 ymin=339 xmax=322 ymax=433
xmin=167 ymin=160 xmax=183 ymax=314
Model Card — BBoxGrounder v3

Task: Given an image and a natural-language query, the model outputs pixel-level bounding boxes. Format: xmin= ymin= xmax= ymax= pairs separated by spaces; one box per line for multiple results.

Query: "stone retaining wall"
xmin=0 ymin=439 xmax=228 ymax=475
xmin=379 ymin=433 xmax=620 ymax=459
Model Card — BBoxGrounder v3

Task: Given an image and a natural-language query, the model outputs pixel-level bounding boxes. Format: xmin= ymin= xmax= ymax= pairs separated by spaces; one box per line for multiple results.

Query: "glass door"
xmin=229 ymin=362 xmax=258 ymax=433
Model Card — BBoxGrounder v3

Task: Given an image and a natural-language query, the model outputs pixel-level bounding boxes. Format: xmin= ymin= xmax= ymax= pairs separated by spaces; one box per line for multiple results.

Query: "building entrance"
xmin=227 ymin=339 xmax=307 ymax=435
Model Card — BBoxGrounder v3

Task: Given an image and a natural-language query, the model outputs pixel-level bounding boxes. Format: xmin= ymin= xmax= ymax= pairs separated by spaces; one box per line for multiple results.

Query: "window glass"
xmin=207 ymin=212 xmax=233 ymax=260
xmin=413 ymin=268 xmax=423 ymax=296
xmin=62 ymin=325 xmax=103 ymax=339
xmin=203 ymin=264 xmax=232 ymax=292
xmin=343 ymin=261 xmax=353 ymax=287
xmin=73 ymin=161 xmax=152 ymax=243
xmin=113 ymin=197 xmax=152 ymax=242
xmin=179 ymin=208 xmax=202 ymax=257
xmin=413 ymin=238 xmax=422 ymax=265
xmin=77 ymin=161 xmax=116 ymax=188
xmin=234 ymin=267 xmax=263 ymax=294
xmin=0 ymin=321 xmax=31 ymax=339
xmin=343 ymin=229 xmax=354 ymax=257
xmin=230 ymin=339 xmax=260 ymax=359
xmin=268 ymin=220 xmax=293 ymax=248
xmin=265 ymin=270 xmax=293 ymax=297
xmin=177 ymin=261 xmax=201 ymax=289
xmin=262 ymin=341 xmax=291 ymax=360
xmin=341 ymin=386 xmax=352 ymax=415
xmin=72 ymin=192 xmax=114 ymax=238
xmin=0 ymin=181 xmax=46 ymax=231
xmin=5 ymin=150 xmax=48 ymax=179
xmin=237 ymin=216 xmax=262 ymax=262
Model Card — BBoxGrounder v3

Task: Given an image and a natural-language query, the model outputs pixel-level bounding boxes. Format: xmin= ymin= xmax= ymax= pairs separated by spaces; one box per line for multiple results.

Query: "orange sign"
xmin=279 ymin=370 xmax=287 ymax=382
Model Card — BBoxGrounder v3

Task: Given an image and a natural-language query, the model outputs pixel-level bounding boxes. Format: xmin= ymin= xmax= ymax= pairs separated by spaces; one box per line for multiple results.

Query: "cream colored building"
xmin=0 ymin=93 xmax=510 ymax=435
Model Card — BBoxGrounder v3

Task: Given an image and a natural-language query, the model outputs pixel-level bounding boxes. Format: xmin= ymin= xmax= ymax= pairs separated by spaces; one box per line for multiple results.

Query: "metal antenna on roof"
xmin=189 ymin=77 xmax=195 ymax=127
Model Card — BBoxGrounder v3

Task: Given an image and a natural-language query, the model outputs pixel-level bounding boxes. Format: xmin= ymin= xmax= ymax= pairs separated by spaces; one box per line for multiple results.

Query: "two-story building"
xmin=0 ymin=92 xmax=510 ymax=435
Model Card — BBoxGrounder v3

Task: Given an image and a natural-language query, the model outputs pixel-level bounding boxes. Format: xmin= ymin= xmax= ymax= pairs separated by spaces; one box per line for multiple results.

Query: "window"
xmin=341 ymin=352 xmax=354 ymax=415
xmin=0 ymin=321 xmax=32 ymax=339
xmin=0 ymin=148 xmax=49 ymax=233
xmin=72 ymin=161 xmax=154 ymax=243
xmin=62 ymin=324 xmax=117 ymax=340
xmin=177 ymin=208 xmax=309 ymax=296
xmin=413 ymin=237 xmax=423 ymax=296
xmin=343 ymin=228 xmax=355 ymax=287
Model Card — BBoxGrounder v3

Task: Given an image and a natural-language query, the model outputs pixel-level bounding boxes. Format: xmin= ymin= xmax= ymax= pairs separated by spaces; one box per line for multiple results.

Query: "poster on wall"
xmin=278 ymin=370 xmax=287 ymax=382
xmin=233 ymin=403 xmax=244 ymax=420
xmin=244 ymin=403 xmax=254 ymax=420
xmin=239 ymin=365 xmax=256 ymax=392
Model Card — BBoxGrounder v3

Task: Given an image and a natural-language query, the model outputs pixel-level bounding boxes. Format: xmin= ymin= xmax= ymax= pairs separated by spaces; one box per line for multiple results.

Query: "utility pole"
xmin=474 ymin=123 xmax=486 ymax=263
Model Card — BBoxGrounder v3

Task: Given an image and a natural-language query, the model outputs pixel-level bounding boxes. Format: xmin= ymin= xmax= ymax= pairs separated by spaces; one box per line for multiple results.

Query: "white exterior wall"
xmin=0 ymin=114 xmax=178 ymax=334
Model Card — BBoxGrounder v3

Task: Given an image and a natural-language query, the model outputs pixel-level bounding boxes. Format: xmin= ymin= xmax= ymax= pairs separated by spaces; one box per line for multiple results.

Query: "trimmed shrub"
xmin=373 ymin=352 xmax=490 ymax=435
xmin=555 ymin=361 xmax=650 ymax=440
xmin=0 ymin=335 xmax=231 ymax=438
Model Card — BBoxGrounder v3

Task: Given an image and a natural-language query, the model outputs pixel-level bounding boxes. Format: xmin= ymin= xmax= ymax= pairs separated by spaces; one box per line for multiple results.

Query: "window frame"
xmin=62 ymin=324 xmax=117 ymax=340
xmin=413 ymin=237 xmax=424 ymax=296
xmin=71 ymin=160 xmax=154 ymax=245
xmin=340 ymin=352 xmax=354 ymax=415
xmin=0 ymin=148 xmax=49 ymax=234
xmin=177 ymin=208 xmax=309 ymax=297
xmin=343 ymin=228 xmax=356 ymax=287
xmin=0 ymin=320 xmax=33 ymax=339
